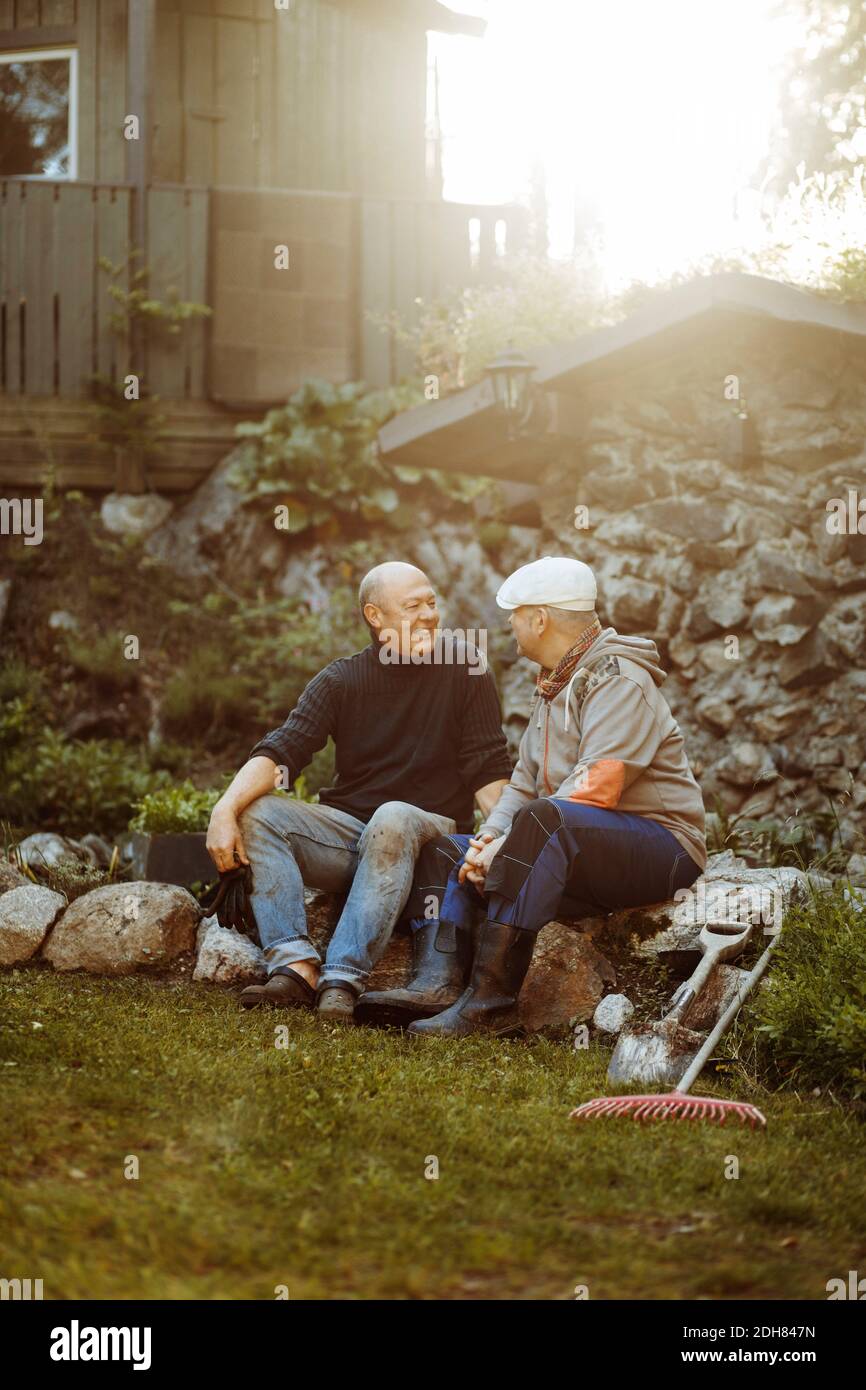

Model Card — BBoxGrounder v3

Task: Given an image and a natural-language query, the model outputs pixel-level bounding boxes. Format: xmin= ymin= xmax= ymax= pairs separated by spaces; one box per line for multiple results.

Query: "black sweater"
xmin=249 ymin=640 xmax=513 ymax=833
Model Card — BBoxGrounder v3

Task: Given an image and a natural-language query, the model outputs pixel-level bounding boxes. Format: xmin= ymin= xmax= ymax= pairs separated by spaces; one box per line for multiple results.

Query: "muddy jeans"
xmin=238 ymin=796 xmax=457 ymax=994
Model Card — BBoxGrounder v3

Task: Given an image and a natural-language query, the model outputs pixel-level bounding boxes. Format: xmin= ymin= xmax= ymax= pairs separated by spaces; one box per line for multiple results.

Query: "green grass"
xmin=1 ymin=969 xmax=864 ymax=1301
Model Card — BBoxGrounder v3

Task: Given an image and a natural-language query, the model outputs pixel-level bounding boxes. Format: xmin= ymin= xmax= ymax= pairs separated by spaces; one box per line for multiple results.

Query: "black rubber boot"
xmin=355 ymin=920 xmax=472 ymax=1028
xmin=407 ymin=921 xmax=535 ymax=1039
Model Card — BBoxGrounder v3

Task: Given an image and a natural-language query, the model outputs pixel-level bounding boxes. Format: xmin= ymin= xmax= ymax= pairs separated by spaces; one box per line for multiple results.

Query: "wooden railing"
xmin=359 ymin=197 xmax=529 ymax=385
xmin=0 ymin=180 xmax=209 ymax=401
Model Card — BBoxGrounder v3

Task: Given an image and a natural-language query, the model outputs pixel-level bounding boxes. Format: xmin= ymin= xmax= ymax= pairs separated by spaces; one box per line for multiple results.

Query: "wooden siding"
xmin=151 ymin=0 xmax=428 ymax=197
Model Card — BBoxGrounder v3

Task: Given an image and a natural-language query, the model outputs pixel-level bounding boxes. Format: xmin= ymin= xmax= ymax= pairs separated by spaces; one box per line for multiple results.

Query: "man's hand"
xmin=459 ymin=832 xmax=505 ymax=887
xmin=206 ymin=799 xmax=250 ymax=873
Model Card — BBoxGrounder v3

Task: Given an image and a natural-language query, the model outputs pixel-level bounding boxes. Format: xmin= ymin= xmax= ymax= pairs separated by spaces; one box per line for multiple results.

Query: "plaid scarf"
xmin=536 ymin=616 xmax=603 ymax=702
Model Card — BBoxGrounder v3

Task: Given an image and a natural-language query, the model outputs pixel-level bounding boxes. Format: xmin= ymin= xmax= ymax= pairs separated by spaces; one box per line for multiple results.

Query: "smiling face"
xmin=364 ymin=564 xmax=440 ymax=660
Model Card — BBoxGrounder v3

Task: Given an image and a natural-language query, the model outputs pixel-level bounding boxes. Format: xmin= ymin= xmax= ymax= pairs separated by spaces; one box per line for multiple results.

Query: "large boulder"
xmin=0 ymin=886 xmax=65 ymax=965
xmin=631 ymin=854 xmax=829 ymax=959
xmin=43 ymin=882 xmax=199 ymax=975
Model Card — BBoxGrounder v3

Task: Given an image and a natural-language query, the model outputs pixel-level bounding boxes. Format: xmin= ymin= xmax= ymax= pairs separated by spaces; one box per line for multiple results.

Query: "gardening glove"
xmin=197 ymin=863 xmax=259 ymax=941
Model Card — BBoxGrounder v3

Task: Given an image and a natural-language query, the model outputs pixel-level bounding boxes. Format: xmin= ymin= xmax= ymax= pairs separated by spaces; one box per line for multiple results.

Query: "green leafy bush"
xmin=229 ymin=377 xmax=488 ymax=532
xmin=737 ymin=882 xmax=866 ymax=1100
xmin=1 ymin=729 xmax=169 ymax=838
xmin=129 ymin=781 xmax=225 ymax=834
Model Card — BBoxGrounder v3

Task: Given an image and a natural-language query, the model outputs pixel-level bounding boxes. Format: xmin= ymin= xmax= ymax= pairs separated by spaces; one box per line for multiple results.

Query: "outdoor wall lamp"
xmin=484 ymin=342 xmax=548 ymax=439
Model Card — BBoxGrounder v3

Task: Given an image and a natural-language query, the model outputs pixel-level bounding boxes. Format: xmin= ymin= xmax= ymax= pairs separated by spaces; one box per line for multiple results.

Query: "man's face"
xmin=509 ymin=606 xmax=544 ymax=663
xmin=376 ymin=574 xmax=440 ymax=659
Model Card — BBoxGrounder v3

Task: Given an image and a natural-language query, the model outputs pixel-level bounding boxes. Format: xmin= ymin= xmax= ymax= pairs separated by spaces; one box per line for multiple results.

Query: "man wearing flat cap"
xmin=359 ymin=556 xmax=707 ymax=1037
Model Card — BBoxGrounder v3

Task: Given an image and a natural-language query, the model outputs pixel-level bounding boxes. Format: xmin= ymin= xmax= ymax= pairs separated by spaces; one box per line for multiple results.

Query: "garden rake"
xmin=570 ymin=932 xmax=779 ymax=1128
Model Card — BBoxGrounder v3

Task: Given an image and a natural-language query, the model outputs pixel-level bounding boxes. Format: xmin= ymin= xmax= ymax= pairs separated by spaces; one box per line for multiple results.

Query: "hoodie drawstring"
xmin=562 ymin=669 xmax=581 ymax=733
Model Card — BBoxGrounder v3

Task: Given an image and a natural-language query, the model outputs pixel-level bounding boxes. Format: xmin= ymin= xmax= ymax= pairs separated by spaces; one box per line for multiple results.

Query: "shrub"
xmin=129 ymin=781 xmax=225 ymax=834
xmin=229 ymin=377 xmax=489 ymax=532
xmin=732 ymin=881 xmax=866 ymax=1100
xmin=1 ymin=729 xmax=170 ymax=838
xmin=160 ymin=645 xmax=257 ymax=740
xmin=61 ymin=631 xmax=140 ymax=691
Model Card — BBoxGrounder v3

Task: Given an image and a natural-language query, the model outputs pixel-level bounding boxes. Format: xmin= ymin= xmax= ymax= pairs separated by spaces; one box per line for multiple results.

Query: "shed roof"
xmin=377 ymin=272 xmax=866 ymax=477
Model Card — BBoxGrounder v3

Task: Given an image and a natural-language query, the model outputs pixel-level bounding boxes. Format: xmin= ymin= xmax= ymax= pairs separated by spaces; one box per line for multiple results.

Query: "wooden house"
xmin=0 ymin=0 xmax=528 ymax=490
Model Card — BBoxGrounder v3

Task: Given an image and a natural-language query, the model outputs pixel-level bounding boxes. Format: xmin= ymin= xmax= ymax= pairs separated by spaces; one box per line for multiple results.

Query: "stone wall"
xmin=535 ymin=316 xmax=866 ymax=852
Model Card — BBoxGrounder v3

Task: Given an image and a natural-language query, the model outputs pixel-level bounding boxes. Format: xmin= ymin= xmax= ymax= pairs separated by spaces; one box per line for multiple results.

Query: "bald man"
xmin=206 ymin=562 xmax=512 ymax=1021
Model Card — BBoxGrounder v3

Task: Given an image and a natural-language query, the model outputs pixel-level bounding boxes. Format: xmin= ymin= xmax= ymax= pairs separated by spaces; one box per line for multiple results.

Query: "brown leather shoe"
xmin=240 ymin=968 xmax=317 ymax=1010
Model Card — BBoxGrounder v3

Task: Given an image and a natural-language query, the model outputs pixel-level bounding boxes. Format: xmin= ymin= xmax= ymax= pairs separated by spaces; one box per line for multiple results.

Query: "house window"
xmin=0 ymin=48 xmax=78 ymax=179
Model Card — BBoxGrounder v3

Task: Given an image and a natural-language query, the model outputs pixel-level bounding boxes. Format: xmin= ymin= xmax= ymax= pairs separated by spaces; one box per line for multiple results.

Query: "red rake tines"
xmin=570 ymin=1092 xmax=767 ymax=1127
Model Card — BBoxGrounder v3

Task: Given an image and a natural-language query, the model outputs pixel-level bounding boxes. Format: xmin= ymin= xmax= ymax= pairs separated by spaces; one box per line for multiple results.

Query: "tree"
xmin=767 ymin=0 xmax=866 ymax=192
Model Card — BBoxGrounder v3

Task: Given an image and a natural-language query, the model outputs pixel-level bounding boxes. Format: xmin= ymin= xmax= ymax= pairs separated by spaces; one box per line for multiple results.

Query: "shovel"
xmin=606 ymin=919 xmax=754 ymax=1088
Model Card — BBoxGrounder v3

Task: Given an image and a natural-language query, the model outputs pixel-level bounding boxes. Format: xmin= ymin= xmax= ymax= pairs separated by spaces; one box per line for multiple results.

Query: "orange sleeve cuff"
xmin=568 ymin=759 xmax=626 ymax=809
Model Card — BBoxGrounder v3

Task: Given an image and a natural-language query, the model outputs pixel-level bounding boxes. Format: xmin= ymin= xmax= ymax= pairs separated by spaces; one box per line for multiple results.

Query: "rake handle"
xmin=676 ymin=933 xmax=779 ymax=1096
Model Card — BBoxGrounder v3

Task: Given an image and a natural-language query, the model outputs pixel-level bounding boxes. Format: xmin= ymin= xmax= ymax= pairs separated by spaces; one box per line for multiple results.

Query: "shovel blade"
xmin=606 ymin=1024 xmax=703 ymax=1088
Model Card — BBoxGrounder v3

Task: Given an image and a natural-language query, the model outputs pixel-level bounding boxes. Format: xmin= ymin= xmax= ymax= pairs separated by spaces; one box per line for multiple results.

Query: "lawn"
xmin=1 ymin=968 xmax=864 ymax=1301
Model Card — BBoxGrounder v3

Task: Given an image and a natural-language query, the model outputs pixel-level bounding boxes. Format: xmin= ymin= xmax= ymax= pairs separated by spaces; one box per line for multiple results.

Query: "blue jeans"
xmin=408 ymin=799 xmax=703 ymax=936
xmin=238 ymin=795 xmax=456 ymax=993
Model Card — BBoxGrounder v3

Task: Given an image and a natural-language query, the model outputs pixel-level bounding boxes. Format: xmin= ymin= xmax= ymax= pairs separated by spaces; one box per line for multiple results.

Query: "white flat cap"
xmin=496 ymin=556 xmax=597 ymax=612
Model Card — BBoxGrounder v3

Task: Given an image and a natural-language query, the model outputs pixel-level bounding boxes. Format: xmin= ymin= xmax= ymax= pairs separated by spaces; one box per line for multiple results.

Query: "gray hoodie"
xmin=480 ymin=626 xmax=707 ymax=870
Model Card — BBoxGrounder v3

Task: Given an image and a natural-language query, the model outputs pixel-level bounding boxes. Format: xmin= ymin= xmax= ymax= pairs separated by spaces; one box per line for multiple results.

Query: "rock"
xmin=100 ymin=492 xmax=173 ymax=539
xmin=714 ymin=740 xmax=777 ymax=787
xmin=750 ymin=546 xmax=819 ymax=597
xmin=48 ymin=610 xmax=79 ymax=632
xmin=14 ymin=833 xmax=86 ymax=871
xmin=778 ymin=631 xmax=844 ymax=689
xmin=751 ymin=592 xmax=824 ymax=645
xmin=498 ymin=660 xmax=537 ymax=724
xmin=604 ymin=576 xmax=660 ymax=630
xmin=666 ymin=556 xmax=697 ymax=595
xmin=592 ymin=514 xmax=668 ymax=552
xmin=593 ymin=993 xmax=635 ymax=1034
xmin=145 ymin=443 xmax=267 ymax=578
xmin=0 ymin=861 xmax=29 ymax=895
xmin=668 ymin=632 xmax=699 ymax=669
xmin=701 ymin=849 xmax=750 ymax=877
xmin=684 ymin=538 xmax=743 ymax=570
xmin=684 ymin=602 xmax=720 ymax=642
xmin=750 ymin=701 xmax=812 ymax=741
xmin=43 ymin=882 xmax=199 ymax=975
xmin=636 ymin=863 xmax=826 ymax=958
xmin=0 ymin=886 xmax=65 ymax=964
xmin=655 ymin=588 xmax=685 ymax=639
xmin=518 ymin=922 xmax=617 ymax=1032
xmin=823 ymin=595 xmax=866 ymax=662
xmin=77 ymin=834 xmax=114 ymax=869
xmin=846 ymin=853 xmax=866 ymax=885
xmin=193 ymin=917 xmax=267 ymax=985
xmin=696 ymin=696 xmax=736 ymax=734
xmin=634 ymin=497 xmax=737 ymax=542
